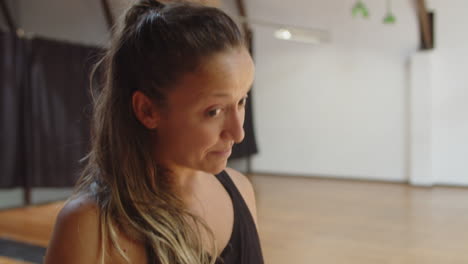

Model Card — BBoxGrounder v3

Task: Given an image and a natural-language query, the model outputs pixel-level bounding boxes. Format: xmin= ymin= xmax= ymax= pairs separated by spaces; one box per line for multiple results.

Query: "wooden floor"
xmin=0 ymin=257 xmax=31 ymax=264
xmin=1 ymin=174 xmax=468 ymax=264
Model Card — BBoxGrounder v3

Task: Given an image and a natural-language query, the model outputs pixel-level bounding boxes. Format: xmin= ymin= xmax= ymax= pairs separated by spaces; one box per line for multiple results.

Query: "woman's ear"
xmin=132 ymin=91 xmax=160 ymax=129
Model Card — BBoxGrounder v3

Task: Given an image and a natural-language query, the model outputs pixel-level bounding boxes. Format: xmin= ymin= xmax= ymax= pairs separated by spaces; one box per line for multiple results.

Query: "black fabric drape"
xmin=24 ymin=37 xmax=100 ymax=187
xmin=1 ymin=34 xmax=100 ymax=188
xmin=0 ymin=32 xmax=26 ymax=188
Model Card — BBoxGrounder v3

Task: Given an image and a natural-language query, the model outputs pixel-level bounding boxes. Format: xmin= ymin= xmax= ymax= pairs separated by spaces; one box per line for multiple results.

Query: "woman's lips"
xmin=211 ymin=149 xmax=232 ymax=156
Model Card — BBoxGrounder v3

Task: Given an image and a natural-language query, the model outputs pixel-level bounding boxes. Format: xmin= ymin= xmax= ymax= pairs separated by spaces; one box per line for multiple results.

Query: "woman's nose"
xmin=223 ymin=108 xmax=245 ymax=144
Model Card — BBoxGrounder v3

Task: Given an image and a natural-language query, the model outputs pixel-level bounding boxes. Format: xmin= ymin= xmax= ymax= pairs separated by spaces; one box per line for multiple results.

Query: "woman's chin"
xmin=201 ymin=162 xmax=227 ymax=175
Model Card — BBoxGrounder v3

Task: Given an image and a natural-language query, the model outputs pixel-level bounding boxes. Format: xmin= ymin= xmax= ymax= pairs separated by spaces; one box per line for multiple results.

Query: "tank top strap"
xmin=215 ymin=170 xmax=256 ymax=227
xmin=213 ymin=170 xmax=241 ymax=262
xmin=214 ymin=170 xmax=264 ymax=264
xmin=215 ymin=170 xmax=244 ymax=205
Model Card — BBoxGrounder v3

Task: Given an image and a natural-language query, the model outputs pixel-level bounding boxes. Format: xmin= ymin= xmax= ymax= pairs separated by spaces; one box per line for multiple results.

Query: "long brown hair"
xmin=73 ymin=1 xmax=245 ymax=263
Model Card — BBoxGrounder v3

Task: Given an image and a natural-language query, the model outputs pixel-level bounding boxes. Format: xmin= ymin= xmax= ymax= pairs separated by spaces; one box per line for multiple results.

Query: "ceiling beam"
xmin=415 ymin=0 xmax=433 ymax=49
xmin=101 ymin=0 xmax=115 ymax=33
xmin=235 ymin=0 xmax=253 ymax=52
xmin=0 ymin=0 xmax=16 ymax=32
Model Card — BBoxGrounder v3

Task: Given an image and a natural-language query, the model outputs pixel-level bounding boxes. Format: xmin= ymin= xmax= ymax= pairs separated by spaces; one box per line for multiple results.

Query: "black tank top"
xmin=146 ymin=170 xmax=264 ymax=264
xmin=213 ymin=170 xmax=264 ymax=264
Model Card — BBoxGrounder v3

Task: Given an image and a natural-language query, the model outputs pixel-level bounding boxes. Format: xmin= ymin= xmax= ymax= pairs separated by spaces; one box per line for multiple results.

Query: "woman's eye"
xmin=239 ymin=97 xmax=248 ymax=107
xmin=208 ymin=108 xmax=222 ymax=117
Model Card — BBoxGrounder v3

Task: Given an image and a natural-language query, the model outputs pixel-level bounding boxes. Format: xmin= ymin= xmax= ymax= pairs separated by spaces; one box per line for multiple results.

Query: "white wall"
xmin=250 ymin=0 xmax=468 ymax=186
xmin=409 ymin=51 xmax=433 ymax=186
xmin=429 ymin=0 xmax=468 ymax=186
xmin=250 ymin=0 xmax=419 ymax=181
xmin=16 ymin=0 xmax=133 ymax=45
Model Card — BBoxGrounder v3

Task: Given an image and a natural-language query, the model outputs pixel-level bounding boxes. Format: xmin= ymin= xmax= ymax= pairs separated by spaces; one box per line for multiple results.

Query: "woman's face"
xmin=154 ymin=47 xmax=255 ymax=175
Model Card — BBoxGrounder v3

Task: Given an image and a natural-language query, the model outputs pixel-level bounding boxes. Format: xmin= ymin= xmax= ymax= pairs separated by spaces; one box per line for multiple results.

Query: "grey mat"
xmin=0 ymin=237 xmax=46 ymax=263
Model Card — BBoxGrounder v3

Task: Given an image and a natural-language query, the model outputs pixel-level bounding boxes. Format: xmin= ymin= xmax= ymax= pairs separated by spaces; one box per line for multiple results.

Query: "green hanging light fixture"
xmin=352 ymin=0 xmax=370 ymax=18
xmin=383 ymin=0 xmax=397 ymax=24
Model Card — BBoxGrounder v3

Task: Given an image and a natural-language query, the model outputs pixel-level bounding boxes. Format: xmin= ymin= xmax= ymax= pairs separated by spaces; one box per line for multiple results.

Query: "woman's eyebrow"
xmin=198 ymin=85 xmax=253 ymax=98
xmin=210 ymin=92 xmax=231 ymax=97
xmin=208 ymin=92 xmax=251 ymax=98
xmin=197 ymin=91 xmax=232 ymax=98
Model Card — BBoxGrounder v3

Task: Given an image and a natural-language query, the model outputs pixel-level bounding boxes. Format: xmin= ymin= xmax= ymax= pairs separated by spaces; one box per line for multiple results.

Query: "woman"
xmin=43 ymin=1 xmax=263 ymax=263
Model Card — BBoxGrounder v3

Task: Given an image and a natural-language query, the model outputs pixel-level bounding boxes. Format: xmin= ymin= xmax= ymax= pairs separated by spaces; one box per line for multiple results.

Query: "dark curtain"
xmin=24 ymin=37 xmax=100 ymax=187
xmin=0 ymin=32 xmax=26 ymax=188
xmin=1 ymin=33 xmax=100 ymax=188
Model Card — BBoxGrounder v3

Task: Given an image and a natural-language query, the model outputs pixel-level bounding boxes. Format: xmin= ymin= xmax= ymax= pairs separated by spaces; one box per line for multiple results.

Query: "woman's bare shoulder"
xmin=58 ymin=195 xmax=100 ymax=225
xmin=54 ymin=195 xmax=100 ymax=236
xmin=44 ymin=195 xmax=148 ymax=264
xmin=44 ymin=195 xmax=102 ymax=263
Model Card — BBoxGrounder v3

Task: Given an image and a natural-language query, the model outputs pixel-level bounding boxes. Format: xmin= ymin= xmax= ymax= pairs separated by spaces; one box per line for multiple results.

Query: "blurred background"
xmin=1 ymin=0 xmax=468 ymax=263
